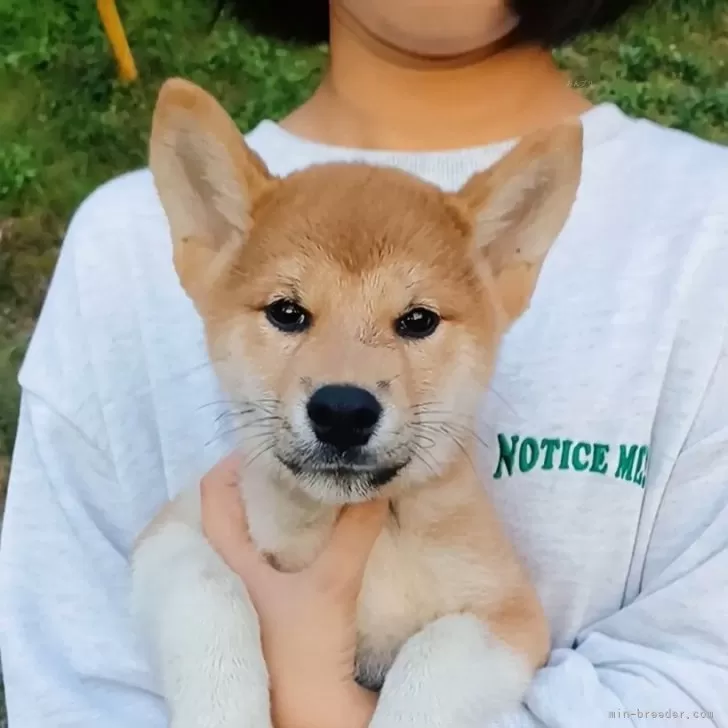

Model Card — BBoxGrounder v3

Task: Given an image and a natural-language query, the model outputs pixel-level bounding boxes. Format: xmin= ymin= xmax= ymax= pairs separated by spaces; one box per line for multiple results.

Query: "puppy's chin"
xmin=276 ymin=456 xmax=409 ymax=505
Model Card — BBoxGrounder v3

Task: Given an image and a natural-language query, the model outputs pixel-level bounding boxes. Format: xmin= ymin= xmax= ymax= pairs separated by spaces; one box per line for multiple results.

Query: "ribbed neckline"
xmin=244 ymin=102 xmax=633 ymax=190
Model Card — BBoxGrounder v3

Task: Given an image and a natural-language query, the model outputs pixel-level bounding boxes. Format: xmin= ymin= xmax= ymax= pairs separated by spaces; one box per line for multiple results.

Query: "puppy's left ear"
xmin=455 ymin=120 xmax=583 ymax=322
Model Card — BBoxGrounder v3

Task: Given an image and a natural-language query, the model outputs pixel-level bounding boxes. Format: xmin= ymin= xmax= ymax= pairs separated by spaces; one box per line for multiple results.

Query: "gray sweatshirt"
xmin=1 ymin=102 xmax=727 ymax=727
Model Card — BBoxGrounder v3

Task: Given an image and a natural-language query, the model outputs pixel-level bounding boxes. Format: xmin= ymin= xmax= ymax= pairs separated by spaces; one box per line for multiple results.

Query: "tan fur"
xmin=148 ymin=78 xmax=583 ymax=682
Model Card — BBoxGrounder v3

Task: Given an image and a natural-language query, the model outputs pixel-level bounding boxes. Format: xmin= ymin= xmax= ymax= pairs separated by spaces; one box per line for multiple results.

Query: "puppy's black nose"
xmin=307 ymin=385 xmax=382 ymax=451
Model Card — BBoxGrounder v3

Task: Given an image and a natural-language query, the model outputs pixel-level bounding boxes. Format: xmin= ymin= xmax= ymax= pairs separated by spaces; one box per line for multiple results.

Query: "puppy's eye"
xmin=395 ymin=307 xmax=440 ymax=340
xmin=265 ymin=299 xmax=312 ymax=333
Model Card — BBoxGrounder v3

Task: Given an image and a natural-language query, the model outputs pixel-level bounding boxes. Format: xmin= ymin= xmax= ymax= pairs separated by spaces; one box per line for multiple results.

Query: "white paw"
xmin=133 ymin=517 xmax=272 ymax=728
xmin=371 ymin=613 xmax=531 ymax=728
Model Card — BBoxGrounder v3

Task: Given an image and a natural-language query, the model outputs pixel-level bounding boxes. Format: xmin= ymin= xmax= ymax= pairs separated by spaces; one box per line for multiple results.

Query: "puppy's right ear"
xmin=149 ymin=78 xmax=274 ymax=299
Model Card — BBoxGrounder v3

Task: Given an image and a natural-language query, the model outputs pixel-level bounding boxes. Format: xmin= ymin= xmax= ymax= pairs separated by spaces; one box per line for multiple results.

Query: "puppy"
xmin=132 ymin=78 xmax=583 ymax=728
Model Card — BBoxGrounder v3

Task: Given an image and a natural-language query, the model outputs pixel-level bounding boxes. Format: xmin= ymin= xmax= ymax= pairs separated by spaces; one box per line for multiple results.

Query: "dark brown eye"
xmin=395 ymin=307 xmax=440 ymax=340
xmin=265 ymin=299 xmax=311 ymax=333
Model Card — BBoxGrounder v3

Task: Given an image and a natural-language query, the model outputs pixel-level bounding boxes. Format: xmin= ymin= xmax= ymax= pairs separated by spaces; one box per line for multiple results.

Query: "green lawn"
xmin=0 ymin=0 xmax=726 ymax=716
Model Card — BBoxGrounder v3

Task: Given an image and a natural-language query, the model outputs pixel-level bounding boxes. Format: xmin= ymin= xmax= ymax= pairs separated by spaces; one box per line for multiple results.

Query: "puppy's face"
xmin=150 ymin=79 xmax=583 ymax=504
xmin=195 ymin=168 xmax=504 ymax=501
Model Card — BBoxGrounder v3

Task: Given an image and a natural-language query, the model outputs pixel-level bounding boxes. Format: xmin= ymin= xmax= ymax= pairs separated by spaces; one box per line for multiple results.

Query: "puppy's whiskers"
xmin=409 ymin=438 xmax=439 ymax=478
xmin=167 ymin=355 xmax=230 ymax=383
xmin=408 ymin=401 xmax=493 ymax=480
xmin=411 ymin=402 xmax=492 ymax=454
xmin=244 ymin=440 xmax=278 ymax=470
xmin=204 ymin=396 xmax=284 ymax=449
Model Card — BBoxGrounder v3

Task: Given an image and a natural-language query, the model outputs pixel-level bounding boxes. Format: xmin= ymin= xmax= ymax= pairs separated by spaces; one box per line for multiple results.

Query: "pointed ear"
xmin=149 ymin=78 xmax=274 ymax=300
xmin=455 ymin=120 xmax=583 ymax=322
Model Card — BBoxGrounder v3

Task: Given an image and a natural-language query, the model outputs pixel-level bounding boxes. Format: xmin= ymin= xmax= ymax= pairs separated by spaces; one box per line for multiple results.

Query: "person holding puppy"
xmin=2 ymin=2 xmax=727 ymax=727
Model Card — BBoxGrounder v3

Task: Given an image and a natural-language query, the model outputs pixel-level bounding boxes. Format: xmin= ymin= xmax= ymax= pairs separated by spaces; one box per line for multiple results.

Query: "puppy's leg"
xmin=131 ymin=487 xmax=271 ymax=728
xmin=369 ymin=613 xmax=532 ymax=728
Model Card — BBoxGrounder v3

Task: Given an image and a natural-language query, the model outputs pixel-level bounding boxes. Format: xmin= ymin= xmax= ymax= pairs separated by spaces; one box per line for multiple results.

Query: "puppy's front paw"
xmin=133 ymin=509 xmax=272 ymax=728
xmin=370 ymin=614 xmax=531 ymax=728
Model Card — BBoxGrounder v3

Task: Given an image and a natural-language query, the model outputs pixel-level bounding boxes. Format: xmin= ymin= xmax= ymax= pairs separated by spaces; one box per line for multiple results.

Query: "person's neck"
xmin=282 ymin=9 xmax=592 ymax=152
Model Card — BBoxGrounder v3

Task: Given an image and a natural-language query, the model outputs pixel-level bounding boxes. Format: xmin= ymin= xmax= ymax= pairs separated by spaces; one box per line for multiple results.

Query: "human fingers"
xmin=311 ymin=499 xmax=389 ymax=594
xmin=200 ymin=452 xmax=267 ymax=579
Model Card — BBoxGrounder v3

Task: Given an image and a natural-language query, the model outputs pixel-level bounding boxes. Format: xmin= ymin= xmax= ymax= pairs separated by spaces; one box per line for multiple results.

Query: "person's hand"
xmin=200 ymin=453 xmax=387 ymax=728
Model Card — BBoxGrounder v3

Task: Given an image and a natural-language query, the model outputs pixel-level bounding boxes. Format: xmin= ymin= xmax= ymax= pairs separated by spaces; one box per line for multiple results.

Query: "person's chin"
xmin=392 ymin=32 xmax=507 ymax=59
xmin=371 ymin=14 xmax=520 ymax=60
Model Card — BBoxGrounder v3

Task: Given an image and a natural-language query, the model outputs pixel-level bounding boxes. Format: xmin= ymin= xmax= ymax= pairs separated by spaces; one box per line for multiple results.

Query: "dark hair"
xmin=215 ymin=0 xmax=649 ymax=48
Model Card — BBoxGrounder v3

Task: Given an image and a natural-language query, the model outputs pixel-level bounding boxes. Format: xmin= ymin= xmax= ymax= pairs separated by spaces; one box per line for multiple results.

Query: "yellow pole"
xmin=97 ymin=0 xmax=138 ymax=82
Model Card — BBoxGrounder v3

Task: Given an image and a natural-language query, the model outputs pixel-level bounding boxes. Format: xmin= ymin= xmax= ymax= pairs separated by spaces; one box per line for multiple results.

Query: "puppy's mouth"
xmin=276 ymin=451 xmax=409 ymax=491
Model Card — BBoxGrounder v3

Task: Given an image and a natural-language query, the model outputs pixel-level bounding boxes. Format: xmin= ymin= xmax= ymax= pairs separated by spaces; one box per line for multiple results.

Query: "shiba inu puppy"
xmin=132 ymin=78 xmax=583 ymax=728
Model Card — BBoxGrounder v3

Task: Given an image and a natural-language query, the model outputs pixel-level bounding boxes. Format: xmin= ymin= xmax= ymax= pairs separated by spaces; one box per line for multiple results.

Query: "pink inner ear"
xmin=151 ymin=78 xmax=275 ymax=237
xmin=461 ymin=134 xmax=582 ymax=280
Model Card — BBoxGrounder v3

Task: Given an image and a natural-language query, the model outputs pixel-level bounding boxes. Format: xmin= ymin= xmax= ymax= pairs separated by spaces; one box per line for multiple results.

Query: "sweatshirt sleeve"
xmin=491 ymin=347 xmax=728 ymax=728
xmin=0 ymin=395 xmax=167 ymax=727
xmin=0 ymin=180 xmax=168 ymax=727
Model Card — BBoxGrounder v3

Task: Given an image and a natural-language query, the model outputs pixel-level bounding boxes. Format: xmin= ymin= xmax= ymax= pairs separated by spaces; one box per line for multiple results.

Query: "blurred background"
xmin=0 ymin=0 xmax=726 ymax=722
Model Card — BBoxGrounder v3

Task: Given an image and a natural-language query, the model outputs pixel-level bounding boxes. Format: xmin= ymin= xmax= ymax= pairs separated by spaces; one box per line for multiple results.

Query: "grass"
xmin=0 ymin=0 xmax=726 ymax=717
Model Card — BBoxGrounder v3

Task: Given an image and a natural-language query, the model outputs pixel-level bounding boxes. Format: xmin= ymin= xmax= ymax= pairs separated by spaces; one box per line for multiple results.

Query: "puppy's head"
xmin=150 ymin=79 xmax=582 ymax=504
